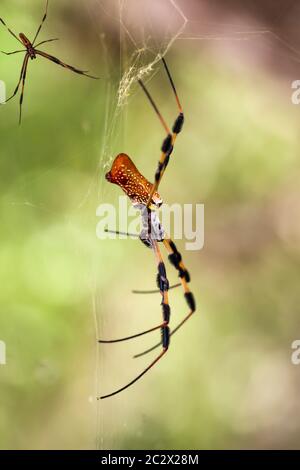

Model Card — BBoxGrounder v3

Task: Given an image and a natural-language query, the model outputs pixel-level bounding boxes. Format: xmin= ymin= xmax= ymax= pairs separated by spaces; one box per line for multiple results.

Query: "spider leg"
xmin=138 ymin=79 xmax=170 ymax=135
xmin=137 ymin=79 xmax=173 ymax=206
xmin=98 ymin=238 xmax=170 ymax=344
xmin=134 ymin=309 xmax=195 ymax=359
xmin=152 ymin=238 xmax=171 ymax=340
xmin=132 ymin=282 xmax=181 ymax=294
xmin=161 ymin=57 xmax=183 ymax=114
xmin=99 ymin=323 xmax=163 ymax=344
xmin=147 ymin=60 xmax=184 ymax=207
xmin=35 ymin=50 xmax=99 ymax=79
xmin=164 ymin=238 xmax=192 ymax=285
xmin=138 ymin=58 xmax=184 ymax=209
xmin=32 ymin=0 xmax=49 ymax=46
xmin=103 ymin=228 xmax=180 ymax=293
xmin=5 ymin=53 xmax=28 ymax=104
xmin=34 ymin=38 xmax=59 ymax=48
xmin=1 ymin=50 xmax=25 ymax=55
xmin=18 ymin=53 xmax=30 ymax=125
xmin=99 ymin=238 xmax=171 ymax=399
xmin=99 ymin=349 xmax=167 ymax=399
xmin=0 ymin=18 xmax=23 ymax=44
xmin=134 ymin=238 xmax=196 ymax=358
xmin=104 ymin=228 xmax=139 ymax=238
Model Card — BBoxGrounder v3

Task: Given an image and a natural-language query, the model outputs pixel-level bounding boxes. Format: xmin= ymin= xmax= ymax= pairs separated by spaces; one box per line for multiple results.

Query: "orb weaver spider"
xmin=99 ymin=58 xmax=196 ymax=400
xmin=0 ymin=0 xmax=98 ymax=124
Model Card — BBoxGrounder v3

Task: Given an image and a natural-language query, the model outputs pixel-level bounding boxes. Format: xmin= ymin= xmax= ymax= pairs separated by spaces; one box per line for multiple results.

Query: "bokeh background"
xmin=1 ymin=0 xmax=300 ymax=450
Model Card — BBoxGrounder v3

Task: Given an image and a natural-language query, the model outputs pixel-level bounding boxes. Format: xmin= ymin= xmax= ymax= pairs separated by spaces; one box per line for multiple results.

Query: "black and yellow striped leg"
xmin=164 ymin=239 xmax=195 ymax=313
xmin=34 ymin=38 xmax=59 ymax=48
xmin=137 ymin=79 xmax=173 ymax=206
xmin=5 ymin=53 xmax=29 ymax=104
xmin=146 ymin=113 xmax=184 ymax=208
xmin=134 ymin=238 xmax=196 ymax=359
xmin=98 ymin=241 xmax=170 ymax=344
xmin=153 ymin=240 xmax=171 ymax=351
xmin=4 ymin=52 xmax=29 ymax=124
xmin=147 ymin=58 xmax=184 ymax=207
xmin=0 ymin=18 xmax=23 ymax=44
xmin=137 ymin=58 xmax=184 ymax=209
xmin=18 ymin=54 xmax=29 ymax=125
xmin=32 ymin=0 xmax=49 ymax=46
xmin=35 ymin=50 xmax=99 ymax=79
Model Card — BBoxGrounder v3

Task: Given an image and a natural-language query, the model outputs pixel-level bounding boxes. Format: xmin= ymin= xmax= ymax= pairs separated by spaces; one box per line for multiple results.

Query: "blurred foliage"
xmin=0 ymin=0 xmax=300 ymax=450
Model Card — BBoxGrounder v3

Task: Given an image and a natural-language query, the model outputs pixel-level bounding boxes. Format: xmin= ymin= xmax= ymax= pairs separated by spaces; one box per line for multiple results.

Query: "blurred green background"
xmin=1 ymin=0 xmax=300 ymax=450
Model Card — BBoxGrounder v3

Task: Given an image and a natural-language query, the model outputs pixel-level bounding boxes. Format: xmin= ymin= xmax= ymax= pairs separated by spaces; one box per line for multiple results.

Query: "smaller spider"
xmin=0 ymin=0 xmax=98 ymax=124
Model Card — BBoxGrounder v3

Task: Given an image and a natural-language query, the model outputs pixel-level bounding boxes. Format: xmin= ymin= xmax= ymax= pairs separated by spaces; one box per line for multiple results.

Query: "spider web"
xmin=2 ymin=0 xmax=300 ymax=451
xmin=82 ymin=0 xmax=300 ymax=451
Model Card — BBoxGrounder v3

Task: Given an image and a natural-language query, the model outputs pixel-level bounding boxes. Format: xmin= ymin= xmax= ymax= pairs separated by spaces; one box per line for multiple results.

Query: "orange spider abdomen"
xmin=106 ymin=153 xmax=162 ymax=207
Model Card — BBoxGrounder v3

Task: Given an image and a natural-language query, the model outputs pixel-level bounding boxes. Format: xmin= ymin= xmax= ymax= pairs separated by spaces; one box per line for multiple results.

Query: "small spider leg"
xmin=99 ymin=238 xmax=171 ymax=399
xmin=35 ymin=50 xmax=99 ymax=79
xmin=18 ymin=53 xmax=30 ymax=125
xmin=134 ymin=238 xmax=196 ymax=359
xmin=5 ymin=53 xmax=28 ymax=104
xmin=0 ymin=18 xmax=23 ymax=44
xmin=1 ymin=50 xmax=25 ymax=55
xmin=34 ymin=38 xmax=59 ymax=48
xmin=32 ymin=0 xmax=49 ymax=46
xmin=164 ymin=238 xmax=192 ymax=285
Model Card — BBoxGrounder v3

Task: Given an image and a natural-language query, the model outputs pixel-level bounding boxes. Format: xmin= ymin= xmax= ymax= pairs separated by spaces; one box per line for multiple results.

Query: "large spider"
xmin=0 ymin=0 xmax=98 ymax=124
xmin=99 ymin=58 xmax=196 ymax=399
